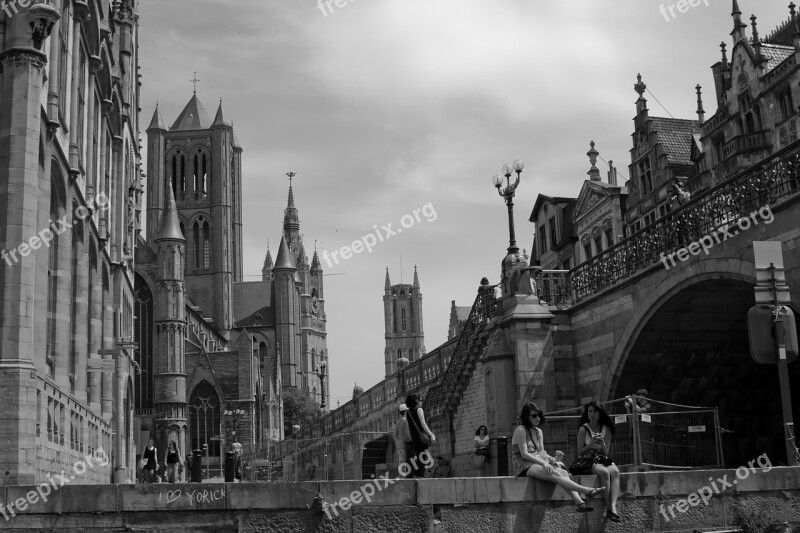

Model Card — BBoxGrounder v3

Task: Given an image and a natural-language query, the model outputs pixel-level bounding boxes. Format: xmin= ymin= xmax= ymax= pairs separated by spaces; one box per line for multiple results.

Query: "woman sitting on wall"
xmin=512 ymin=402 xmax=604 ymax=513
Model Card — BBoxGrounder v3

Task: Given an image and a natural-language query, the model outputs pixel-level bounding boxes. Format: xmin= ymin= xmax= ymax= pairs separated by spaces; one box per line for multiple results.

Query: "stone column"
xmin=0 ymin=48 xmax=49 ymax=485
xmin=68 ymin=5 xmax=84 ymax=171
xmin=74 ymin=222 xmax=89 ymax=402
xmin=88 ymin=257 xmax=102 ymax=412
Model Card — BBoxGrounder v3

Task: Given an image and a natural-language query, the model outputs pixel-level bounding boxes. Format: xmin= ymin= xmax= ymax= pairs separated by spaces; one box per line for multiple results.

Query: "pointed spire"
xmin=170 ymin=93 xmax=213 ymax=131
xmin=273 ymin=235 xmax=297 ymax=271
xmin=794 ymin=9 xmax=800 ymax=51
xmin=731 ymin=0 xmax=747 ymax=41
xmin=297 ymin=242 xmax=308 ymax=266
xmin=385 ymin=268 xmax=391 ymax=291
xmin=413 ymin=265 xmax=420 ymax=289
xmin=751 ymin=15 xmax=766 ymax=65
xmin=311 ymin=248 xmax=322 ymax=271
xmin=212 ymin=98 xmax=228 ymax=127
xmin=263 ymin=241 xmax=273 ymax=269
xmin=147 ymin=104 xmax=167 ymax=132
xmin=695 ymin=85 xmax=705 ymax=125
xmin=156 ymin=180 xmax=183 ymax=241
xmin=283 ymin=171 xmax=300 ymax=235
xmin=587 ymin=141 xmax=601 ymax=181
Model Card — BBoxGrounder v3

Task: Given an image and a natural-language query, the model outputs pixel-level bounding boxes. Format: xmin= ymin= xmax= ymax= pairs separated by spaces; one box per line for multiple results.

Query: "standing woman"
xmin=405 ymin=394 xmax=435 ymax=477
xmin=474 ymin=425 xmax=491 ymax=464
xmin=142 ymin=438 xmax=158 ymax=483
xmin=575 ymin=401 xmax=622 ymax=522
xmin=512 ymin=402 xmax=604 ymax=513
xmin=164 ymin=441 xmax=181 ymax=483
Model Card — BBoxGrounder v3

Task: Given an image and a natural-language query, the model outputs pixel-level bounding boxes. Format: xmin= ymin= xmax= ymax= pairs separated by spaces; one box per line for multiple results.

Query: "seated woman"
xmin=474 ymin=425 xmax=491 ymax=464
xmin=575 ymin=401 xmax=622 ymax=522
xmin=512 ymin=402 xmax=604 ymax=512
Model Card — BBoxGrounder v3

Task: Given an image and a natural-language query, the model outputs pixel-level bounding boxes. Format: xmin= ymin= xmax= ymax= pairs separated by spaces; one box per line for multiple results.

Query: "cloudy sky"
xmin=138 ymin=0 xmax=790 ymax=407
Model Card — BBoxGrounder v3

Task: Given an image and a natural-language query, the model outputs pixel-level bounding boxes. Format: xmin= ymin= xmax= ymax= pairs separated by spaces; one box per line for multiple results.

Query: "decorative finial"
xmin=791 ymin=2 xmax=797 ymax=19
xmin=720 ymin=42 xmax=729 ymax=68
xmin=287 ymin=171 xmax=296 ymax=183
xmin=587 ymin=141 xmax=601 ymax=181
xmin=634 ymin=73 xmax=647 ymax=98
xmin=695 ymin=84 xmax=705 ymax=124
xmin=190 ymin=72 xmax=200 ymax=94
xmin=751 ymin=14 xmax=760 ymax=43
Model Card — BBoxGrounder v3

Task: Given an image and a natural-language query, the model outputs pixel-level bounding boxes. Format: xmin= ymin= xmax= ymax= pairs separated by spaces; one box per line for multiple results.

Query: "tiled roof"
xmin=648 ymin=117 xmax=699 ymax=166
xmin=760 ymin=43 xmax=793 ymax=74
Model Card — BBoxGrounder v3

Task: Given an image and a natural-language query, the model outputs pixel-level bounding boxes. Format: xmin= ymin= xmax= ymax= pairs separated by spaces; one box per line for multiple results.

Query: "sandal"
xmin=606 ymin=510 xmax=621 ymax=522
xmin=575 ymin=502 xmax=593 ymax=513
xmin=586 ymin=487 xmax=606 ymax=499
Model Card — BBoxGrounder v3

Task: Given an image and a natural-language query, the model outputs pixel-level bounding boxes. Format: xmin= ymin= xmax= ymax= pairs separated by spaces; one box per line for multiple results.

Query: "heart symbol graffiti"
xmin=166 ymin=489 xmax=182 ymax=504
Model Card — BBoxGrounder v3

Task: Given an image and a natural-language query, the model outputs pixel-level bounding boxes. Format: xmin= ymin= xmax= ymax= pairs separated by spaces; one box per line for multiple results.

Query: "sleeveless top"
xmin=580 ymin=423 xmax=607 ymax=458
xmin=167 ymin=449 xmax=180 ymax=464
xmin=143 ymin=446 xmax=156 ymax=470
xmin=474 ymin=435 xmax=489 ymax=448
xmin=511 ymin=426 xmax=548 ymax=475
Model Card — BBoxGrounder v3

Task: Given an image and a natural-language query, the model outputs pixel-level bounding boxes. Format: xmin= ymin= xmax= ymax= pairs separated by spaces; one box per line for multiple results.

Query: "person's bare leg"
xmin=608 ymin=464 xmax=621 ymax=513
xmin=527 ymin=466 xmax=602 ymax=498
xmin=592 ymin=465 xmax=611 ymax=508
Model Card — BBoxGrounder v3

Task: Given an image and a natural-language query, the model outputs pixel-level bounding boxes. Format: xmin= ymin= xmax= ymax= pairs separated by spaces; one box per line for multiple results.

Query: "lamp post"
xmin=492 ymin=160 xmax=524 ymax=254
xmin=292 ymin=424 xmax=301 ymax=482
xmin=297 ymin=359 xmax=328 ymax=410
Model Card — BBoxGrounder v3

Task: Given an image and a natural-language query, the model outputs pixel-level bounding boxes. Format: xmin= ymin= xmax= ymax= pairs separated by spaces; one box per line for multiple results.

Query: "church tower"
xmin=384 ymin=267 xmax=426 ymax=377
xmin=153 ymin=182 xmax=188 ymax=459
xmin=145 ymin=93 xmax=243 ymax=337
xmin=274 ymin=235 xmax=301 ymax=387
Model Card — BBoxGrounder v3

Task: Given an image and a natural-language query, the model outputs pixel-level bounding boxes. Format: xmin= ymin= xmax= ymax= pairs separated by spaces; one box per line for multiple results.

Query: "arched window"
xmin=171 ymin=155 xmax=177 ymax=198
xmin=47 ymin=171 xmax=63 ymax=376
xmin=134 ymin=275 xmax=153 ymax=410
xmin=397 ymin=348 xmax=401 ymax=361
xmin=203 ymin=221 xmax=210 ymax=269
xmin=201 ymin=153 xmax=207 ymax=199
xmin=189 ymin=380 xmax=221 ymax=457
xmin=193 ymin=154 xmax=199 ymax=199
xmin=409 ymin=349 xmax=414 ymax=362
xmin=87 ymin=241 xmax=96 ymax=388
xmin=401 ymin=308 xmax=407 ymax=331
xmin=180 ymin=155 xmax=186 ymax=198
xmin=193 ymin=221 xmax=201 ymax=269
xmin=70 ymin=213 xmax=83 ymax=391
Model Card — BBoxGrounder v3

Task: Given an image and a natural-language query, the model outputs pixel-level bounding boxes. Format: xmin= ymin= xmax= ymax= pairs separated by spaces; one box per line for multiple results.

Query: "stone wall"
xmin=2 ymin=467 xmax=799 ymax=532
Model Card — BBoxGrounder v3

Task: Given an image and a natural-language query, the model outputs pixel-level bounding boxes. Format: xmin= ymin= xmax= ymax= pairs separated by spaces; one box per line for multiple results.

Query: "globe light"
xmin=513 ymin=159 xmax=524 ymax=172
xmin=502 ymin=164 xmax=513 ymax=177
xmin=492 ymin=174 xmax=503 ymax=188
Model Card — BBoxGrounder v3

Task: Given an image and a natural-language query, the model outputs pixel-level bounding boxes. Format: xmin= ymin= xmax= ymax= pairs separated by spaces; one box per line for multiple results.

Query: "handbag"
xmin=407 ymin=409 xmax=432 ymax=446
xmin=568 ymin=456 xmax=595 ymax=475
xmin=138 ymin=458 xmax=148 ymax=470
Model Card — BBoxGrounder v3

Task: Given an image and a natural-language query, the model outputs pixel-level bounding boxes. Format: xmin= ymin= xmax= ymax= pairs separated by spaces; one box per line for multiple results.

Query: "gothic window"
xmin=401 ymin=308 xmax=407 ymax=331
xmin=47 ymin=171 xmax=63 ymax=376
xmin=58 ymin=1 xmax=69 ymax=120
xmin=203 ymin=221 xmax=210 ymax=269
xmin=193 ymin=154 xmax=199 ymax=199
xmin=605 ymin=228 xmax=614 ymax=248
xmin=583 ymin=241 xmax=592 ymax=261
xmin=77 ymin=49 xmax=87 ymax=160
xmin=408 ymin=349 xmax=414 ymax=362
xmin=189 ymin=380 xmax=221 ymax=457
xmin=397 ymin=349 xmax=401 ymax=361
xmin=202 ymin=153 xmax=207 ymax=199
xmin=193 ymin=221 xmax=201 ymax=269
xmin=739 ymin=92 xmax=761 ymax=134
xmin=91 ymin=99 xmax=99 ymax=190
xmin=87 ymin=242 xmax=96 ymax=387
xmin=593 ymin=235 xmax=602 ymax=255
xmin=171 ymin=155 xmax=178 ymax=198
xmin=181 ymin=155 xmax=186 ymax=197
xmin=548 ymin=217 xmax=557 ymax=249
xmin=70 ymin=213 xmax=83 ymax=391
xmin=134 ymin=274 xmax=153 ymax=410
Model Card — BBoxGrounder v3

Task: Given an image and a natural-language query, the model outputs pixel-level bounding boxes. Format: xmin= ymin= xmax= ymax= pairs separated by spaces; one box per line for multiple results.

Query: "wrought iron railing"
xmin=535 ymin=270 xmax=572 ymax=307
xmin=571 ymin=139 xmax=800 ymax=302
xmin=425 ymin=284 xmax=502 ymax=418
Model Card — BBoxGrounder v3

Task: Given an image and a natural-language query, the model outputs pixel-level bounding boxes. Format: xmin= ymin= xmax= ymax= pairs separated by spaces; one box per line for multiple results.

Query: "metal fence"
xmin=241 ymin=431 xmax=397 ymax=482
xmin=543 ymin=397 xmax=723 ymax=470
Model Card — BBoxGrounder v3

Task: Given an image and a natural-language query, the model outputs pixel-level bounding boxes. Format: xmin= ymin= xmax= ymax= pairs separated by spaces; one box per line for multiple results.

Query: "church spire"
xmin=147 ymin=103 xmax=166 ymax=132
xmin=274 ymin=235 xmax=297 ymax=271
xmin=385 ymin=267 xmax=392 ymax=292
xmin=731 ymin=0 xmax=747 ymax=42
xmin=212 ymin=98 xmax=228 ymax=127
xmin=156 ymin=177 xmax=183 ymax=241
xmin=283 ymin=171 xmax=300 ymax=235
xmin=413 ymin=265 xmax=420 ymax=289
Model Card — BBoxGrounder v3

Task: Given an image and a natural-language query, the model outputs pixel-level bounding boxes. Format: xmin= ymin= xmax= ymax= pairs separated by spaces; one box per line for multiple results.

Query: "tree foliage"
xmin=282 ymin=387 xmax=321 ymax=436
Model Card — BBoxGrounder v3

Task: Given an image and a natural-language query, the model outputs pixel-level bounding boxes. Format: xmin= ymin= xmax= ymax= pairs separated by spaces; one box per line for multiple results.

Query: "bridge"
xmin=426 ymin=139 xmax=800 ymax=470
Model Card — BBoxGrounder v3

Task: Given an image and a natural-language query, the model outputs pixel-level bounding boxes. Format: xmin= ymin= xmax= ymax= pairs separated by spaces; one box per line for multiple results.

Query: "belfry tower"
xmin=146 ymin=93 xmax=243 ymax=338
xmin=384 ymin=267 xmax=426 ymax=377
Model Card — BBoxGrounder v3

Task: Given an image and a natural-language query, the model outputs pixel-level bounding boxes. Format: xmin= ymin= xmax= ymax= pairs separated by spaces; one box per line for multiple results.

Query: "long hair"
xmin=519 ymin=402 xmax=545 ymax=429
xmin=579 ymin=401 xmax=616 ymax=435
xmin=405 ymin=394 xmax=419 ymax=411
xmin=475 ymin=425 xmax=488 ymax=436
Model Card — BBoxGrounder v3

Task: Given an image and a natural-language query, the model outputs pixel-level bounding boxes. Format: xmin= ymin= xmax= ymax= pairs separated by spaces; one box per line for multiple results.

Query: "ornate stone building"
xmin=134 ymin=94 xmax=329 ymax=468
xmin=0 ymin=0 xmax=142 ymax=485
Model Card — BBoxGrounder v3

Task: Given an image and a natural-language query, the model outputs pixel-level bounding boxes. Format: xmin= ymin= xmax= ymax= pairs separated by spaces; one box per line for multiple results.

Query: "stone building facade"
xmin=0 ymin=0 xmax=142 ymax=485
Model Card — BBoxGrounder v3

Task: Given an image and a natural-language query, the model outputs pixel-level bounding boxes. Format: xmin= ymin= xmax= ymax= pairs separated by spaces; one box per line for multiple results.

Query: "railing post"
xmin=631 ymin=395 xmax=642 ymax=467
xmin=713 ymin=407 xmax=724 ymax=468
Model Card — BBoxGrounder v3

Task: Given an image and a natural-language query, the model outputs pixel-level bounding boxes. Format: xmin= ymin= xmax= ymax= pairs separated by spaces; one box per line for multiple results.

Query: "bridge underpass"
xmin=613 ymin=278 xmax=800 ymax=467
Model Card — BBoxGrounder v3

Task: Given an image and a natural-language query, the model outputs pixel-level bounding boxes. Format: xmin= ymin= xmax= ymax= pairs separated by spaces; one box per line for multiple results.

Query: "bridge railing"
xmin=570 ymin=139 xmax=800 ymax=303
xmin=543 ymin=397 xmax=723 ymax=470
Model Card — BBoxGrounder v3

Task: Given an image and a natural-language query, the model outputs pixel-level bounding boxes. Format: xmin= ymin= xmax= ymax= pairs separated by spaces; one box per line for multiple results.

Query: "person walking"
xmin=405 ymin=394 xmax=435 ymax=477
xmin=574 ymin=401 xmax=622 ymax=522
xmin=164 ymin=441 xmax=182 ymax=483
xmin=142 ymin=438 xmax=158 ymax=483
xmin=394 ymin=404 xmax=411 ymax=469
xmin=512 ymin=402 xmax=604 ymax=513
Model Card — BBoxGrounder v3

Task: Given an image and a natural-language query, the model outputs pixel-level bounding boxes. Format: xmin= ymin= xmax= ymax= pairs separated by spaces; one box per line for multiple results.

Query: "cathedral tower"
xmin=274 ymin=235 xmax=301 ymax=387
xmin=383 ymin=267 xmax=426 ymax=377
xmin=145 ymin=95 xmax=243 ymax=337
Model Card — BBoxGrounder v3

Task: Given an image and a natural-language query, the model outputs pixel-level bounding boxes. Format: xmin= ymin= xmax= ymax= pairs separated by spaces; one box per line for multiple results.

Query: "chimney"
xmin=696 ymin=84 xmax=705 ymax=125
xmin=608 ymin=160 xmax=618 ymax=186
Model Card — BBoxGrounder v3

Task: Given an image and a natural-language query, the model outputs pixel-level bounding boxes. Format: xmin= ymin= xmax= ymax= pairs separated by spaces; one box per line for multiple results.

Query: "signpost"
xmin=748 ymin=242 xmax=799 ymax=466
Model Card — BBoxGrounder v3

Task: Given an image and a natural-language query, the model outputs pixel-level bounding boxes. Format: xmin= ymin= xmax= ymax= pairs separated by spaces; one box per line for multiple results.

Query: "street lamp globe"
xmin=502 ymin=163 xmax=513 ymax=177
xmin=513 ymin=159 xmax=524 ymax=172
xmin=492 ymin=174 xmax=503 ymax=188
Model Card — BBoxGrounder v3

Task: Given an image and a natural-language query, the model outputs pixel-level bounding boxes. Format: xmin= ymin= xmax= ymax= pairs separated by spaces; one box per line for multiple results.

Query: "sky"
xmin=137 ymin=0 xmax=791 ymax=408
